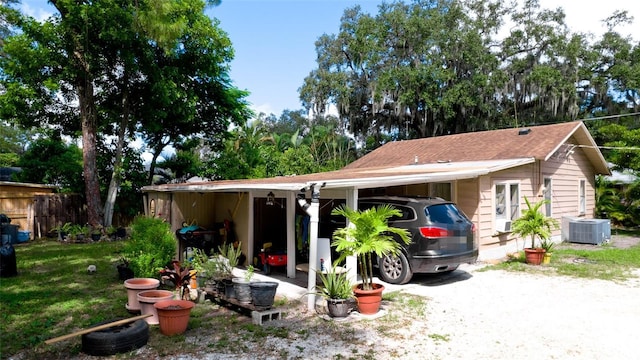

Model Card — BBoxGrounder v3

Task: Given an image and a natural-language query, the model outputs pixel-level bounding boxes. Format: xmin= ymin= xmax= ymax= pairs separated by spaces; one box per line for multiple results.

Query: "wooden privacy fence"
xmin=32 ymin=194 xmax=87 ymax=238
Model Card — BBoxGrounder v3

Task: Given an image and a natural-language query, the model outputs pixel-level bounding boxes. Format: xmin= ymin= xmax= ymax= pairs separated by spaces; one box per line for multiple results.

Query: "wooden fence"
xmin=32 ymin=194 xmax=87 ymax=238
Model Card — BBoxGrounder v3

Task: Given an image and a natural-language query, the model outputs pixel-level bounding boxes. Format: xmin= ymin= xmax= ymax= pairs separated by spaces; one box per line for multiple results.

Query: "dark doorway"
xmin=253 ymin=196 xmax=287 ymax=256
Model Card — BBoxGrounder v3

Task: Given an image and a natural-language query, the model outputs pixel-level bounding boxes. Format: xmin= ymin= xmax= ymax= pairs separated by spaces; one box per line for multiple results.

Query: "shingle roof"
xmin=143 ymin=121 xmax=610 ymax=193
xmin=345 ymin=122 xmax=584 ymax=169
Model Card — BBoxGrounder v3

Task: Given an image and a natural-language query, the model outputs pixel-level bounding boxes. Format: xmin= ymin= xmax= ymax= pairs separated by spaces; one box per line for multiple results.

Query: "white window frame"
xmin=494 ymin=181 xmax=520 ymax=221
xmin=543 ymin=177 xmax=552 ymax=216
xmin=579 ymin=179 xmax=586 ymax=215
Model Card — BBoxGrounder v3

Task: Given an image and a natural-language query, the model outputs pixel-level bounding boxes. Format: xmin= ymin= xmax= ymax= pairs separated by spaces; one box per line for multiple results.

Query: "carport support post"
xmin=297 ymin=184 xmax=321 ymax=312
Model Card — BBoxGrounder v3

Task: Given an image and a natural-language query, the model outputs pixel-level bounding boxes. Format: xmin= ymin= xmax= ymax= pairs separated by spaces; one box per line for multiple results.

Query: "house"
xmin=142 ymin=121 xmax=609 ymax=305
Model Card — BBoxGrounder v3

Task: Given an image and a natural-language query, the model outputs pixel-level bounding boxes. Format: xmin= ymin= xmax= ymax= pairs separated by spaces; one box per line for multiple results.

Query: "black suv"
xmin=357 ymin=196 xmax=478 ymax=284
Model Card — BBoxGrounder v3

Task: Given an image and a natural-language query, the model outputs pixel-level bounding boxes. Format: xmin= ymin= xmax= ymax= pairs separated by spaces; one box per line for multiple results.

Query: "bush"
xmin=123 ymin=216 xmax=177 ymax=278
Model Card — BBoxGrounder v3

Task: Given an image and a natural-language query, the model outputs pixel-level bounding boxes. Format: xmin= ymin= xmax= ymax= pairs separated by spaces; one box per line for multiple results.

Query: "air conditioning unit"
xmin=496 ymin=219 xmax=512 ymax=233
xmin=568 ymin=219 xmax=611 ymax=245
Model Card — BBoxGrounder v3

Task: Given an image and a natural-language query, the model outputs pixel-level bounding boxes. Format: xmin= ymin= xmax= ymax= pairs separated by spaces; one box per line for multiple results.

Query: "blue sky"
xmin=17 ymin=0 xmax=639 ymax=117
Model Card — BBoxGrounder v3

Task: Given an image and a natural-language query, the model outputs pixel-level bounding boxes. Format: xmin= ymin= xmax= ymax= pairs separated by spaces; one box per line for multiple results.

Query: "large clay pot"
xmin=124 ymin=278 xmax=160 ymax=313
xmin=353 ymin=283 xmax=385 ymax=315
xmin=524 ymin=248 xmax=546 ymax=265
xmin=249 ymin=281 xmax=279 ymax=310
xmin=154 ymin=299 xmax=195 ymax=336
xmin=137 ymin=289 xmax=175 ymax=325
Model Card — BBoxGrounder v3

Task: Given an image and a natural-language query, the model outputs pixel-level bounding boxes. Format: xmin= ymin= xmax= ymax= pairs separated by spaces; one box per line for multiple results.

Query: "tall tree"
xmin=0 ymin=0 xmax=249 ymax=226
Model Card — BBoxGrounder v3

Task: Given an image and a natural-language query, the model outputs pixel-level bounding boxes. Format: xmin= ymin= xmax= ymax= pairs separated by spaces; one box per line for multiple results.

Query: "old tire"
xmin=81 ymin=318 xmax=149 ymax=356
xmin=378 ymin=252 xmax=412 ymax=285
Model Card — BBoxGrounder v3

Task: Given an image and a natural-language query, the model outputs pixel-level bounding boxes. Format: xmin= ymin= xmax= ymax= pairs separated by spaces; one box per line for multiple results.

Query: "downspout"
xmin=297 ymin=183 xmax=323 ymax=312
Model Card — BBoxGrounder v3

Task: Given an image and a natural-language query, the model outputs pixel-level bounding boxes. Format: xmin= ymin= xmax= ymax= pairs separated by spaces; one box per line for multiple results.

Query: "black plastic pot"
xmin=326 ymin=298 xmax=352 ymax=318
xmin=232 ymin=278 xmax=252 ymax=304
xmin=249 ymin=281 xmax=279 ymax=310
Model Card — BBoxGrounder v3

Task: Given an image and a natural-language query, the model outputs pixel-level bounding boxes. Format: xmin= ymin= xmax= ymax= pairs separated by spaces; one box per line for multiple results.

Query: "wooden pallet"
xmin=205 ymin=290 xmax=283 ymax=325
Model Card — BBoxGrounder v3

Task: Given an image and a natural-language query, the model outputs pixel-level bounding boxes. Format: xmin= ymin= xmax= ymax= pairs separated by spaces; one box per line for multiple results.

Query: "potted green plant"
xmin=51 ymin=222 xmax=73 ymax=240
xmin=90 ymin=225 xmax=103 ymax=241
xmin=159 ymin=260 xmax=194 ymax=301
xmin=331 ymin=204 xmax=411 ymax=314
xmin=314 ymin=266 xmax=354 ymax=318
xmin=510 ymin=197 xmax=559 ymax=265
xmin=67 ymin=224 xmax=87 ymax=242
xmin=218 ymin=242 xmax=243 ymax=297
xmin=233 ymin=264 xmax=254 ymax=304
xmin=539 ymin=238 xmax=555 ymax=264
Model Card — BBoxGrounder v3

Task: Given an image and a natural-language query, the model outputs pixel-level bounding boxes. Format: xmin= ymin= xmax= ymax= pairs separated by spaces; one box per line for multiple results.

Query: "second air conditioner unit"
xmin=496 ymin=219 xmax=512 ymax=233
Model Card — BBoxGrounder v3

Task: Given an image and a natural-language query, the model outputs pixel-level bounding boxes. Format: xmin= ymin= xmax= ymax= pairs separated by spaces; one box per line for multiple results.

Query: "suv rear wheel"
xmin=378 ymin=252 xmax=412 ymax=285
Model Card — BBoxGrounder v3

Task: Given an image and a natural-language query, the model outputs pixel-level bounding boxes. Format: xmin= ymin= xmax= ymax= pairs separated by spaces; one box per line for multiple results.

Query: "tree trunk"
xmin=103 ymin=86 xmax=130 ymax=227
xmin=78 ymin=79 xmax=103 ymax=227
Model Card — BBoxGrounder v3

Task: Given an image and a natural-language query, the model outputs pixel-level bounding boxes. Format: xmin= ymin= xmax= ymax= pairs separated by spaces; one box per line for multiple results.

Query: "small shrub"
xmin=123 ymin=216 xmax=177 ymax=278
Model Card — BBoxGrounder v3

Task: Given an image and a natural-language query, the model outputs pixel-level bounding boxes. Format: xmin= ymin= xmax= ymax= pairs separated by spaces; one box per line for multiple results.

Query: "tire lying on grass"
xmin=81 ymin=318 xmax=149 ymax=356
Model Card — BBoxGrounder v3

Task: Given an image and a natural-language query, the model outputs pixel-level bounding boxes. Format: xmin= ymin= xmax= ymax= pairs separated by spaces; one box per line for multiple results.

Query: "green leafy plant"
xmin=123 ymin=216 xmax=177 ymax=278
xmin=314 ymin=267 xmax=353 ymax=300
xmin=510 ymin=197 xmax=559 ymax=249
xmin=244 ymin=264 xmax=255 ymax=282
xmin=539 ymin=238 xmax=555 ymax=253
xmin=219 ymin=242 xmax=242 ymax=278
xmin=331 ymin=204 xmax=411 ymax=290
xmin=191 ymin=249 xmax=225 ymax=281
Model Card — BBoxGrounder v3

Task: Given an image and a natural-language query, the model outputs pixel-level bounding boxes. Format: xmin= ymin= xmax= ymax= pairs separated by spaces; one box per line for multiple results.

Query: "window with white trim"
xmin=495 ymin=182 xmax=520 ymax=220
xmin=544 ymin=177 xmax=552 ymax=216
xmin=579 ymin=179 xmax=586 ymax=215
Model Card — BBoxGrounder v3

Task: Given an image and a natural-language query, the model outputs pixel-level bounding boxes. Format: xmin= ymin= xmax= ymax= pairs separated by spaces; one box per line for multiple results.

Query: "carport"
xmin=142 ymin=158 xmax=531 ymax=310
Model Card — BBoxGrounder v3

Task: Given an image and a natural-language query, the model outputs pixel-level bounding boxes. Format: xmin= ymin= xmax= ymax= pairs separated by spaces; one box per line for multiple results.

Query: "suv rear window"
xmin=359 ymin=202 xmax=415 ymax=221
xmin=426 ymin=204 xmax=469 ymax=224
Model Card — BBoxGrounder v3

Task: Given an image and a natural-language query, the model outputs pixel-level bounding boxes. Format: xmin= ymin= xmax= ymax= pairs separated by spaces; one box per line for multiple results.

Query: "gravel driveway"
xmin=398 ymin=265 xmax=640 ymax=359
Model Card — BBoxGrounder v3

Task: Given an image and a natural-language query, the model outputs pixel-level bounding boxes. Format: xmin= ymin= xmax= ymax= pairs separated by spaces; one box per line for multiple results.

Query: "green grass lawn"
xmin=0 ymin=239 xmax=307 ymax=359
xmin=0 ymin=239 xmax=131 ymax=357
xmin=482 ymin=232 xmax=640 ymax=281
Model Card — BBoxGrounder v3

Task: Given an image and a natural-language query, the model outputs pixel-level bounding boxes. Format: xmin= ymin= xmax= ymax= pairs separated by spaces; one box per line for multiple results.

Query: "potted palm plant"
xmin=510 ymin=197 xmax=559 ymax=265
xmin=331 ymin=204 xmax=410 ymax=314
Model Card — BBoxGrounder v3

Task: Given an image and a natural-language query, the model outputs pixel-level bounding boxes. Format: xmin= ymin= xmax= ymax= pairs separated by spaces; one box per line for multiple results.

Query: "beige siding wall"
xmin=145 ymin=191 xmax=252 ymax=262
xmin=479 ymin=141 xmax=598 ymax=259
xmin=456 ymin=178 xmax=479 ymax=224
xmin=215 ymin=192 xmax=250 ymax=258
xmin=542 ymin=144 xmax=596 ymax=219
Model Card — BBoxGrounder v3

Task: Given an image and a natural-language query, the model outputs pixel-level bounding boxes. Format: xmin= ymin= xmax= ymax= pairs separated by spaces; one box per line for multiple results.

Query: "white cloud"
xmin=19 ymin=3 xmax=54 ymax=23
xmin=538 ymin=0 xmax=638 ymax=40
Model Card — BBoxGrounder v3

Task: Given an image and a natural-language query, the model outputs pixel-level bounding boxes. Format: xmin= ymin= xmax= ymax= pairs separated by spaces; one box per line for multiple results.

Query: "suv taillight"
xmin=419 ymin=226 xmax=450 ymax=238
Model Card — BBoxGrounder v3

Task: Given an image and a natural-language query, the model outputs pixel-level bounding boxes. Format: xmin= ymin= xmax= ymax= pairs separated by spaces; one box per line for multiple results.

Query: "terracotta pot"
xmin=353 ymin=283 xmax=385 ymax=315
xmin=524 ymin=248 xmax=546 ymax=265
xmin=154 ymin=299 xmax=195 ymax=336
xmin=137 ymin=289 xmax=175 ymax=325
xmin=124 ymin=278 xmax=160 ymax=313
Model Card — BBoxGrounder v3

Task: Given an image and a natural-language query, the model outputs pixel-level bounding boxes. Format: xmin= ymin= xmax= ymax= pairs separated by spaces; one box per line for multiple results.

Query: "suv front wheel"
xmin=379 ymin=252 xmax=412 ymax=285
